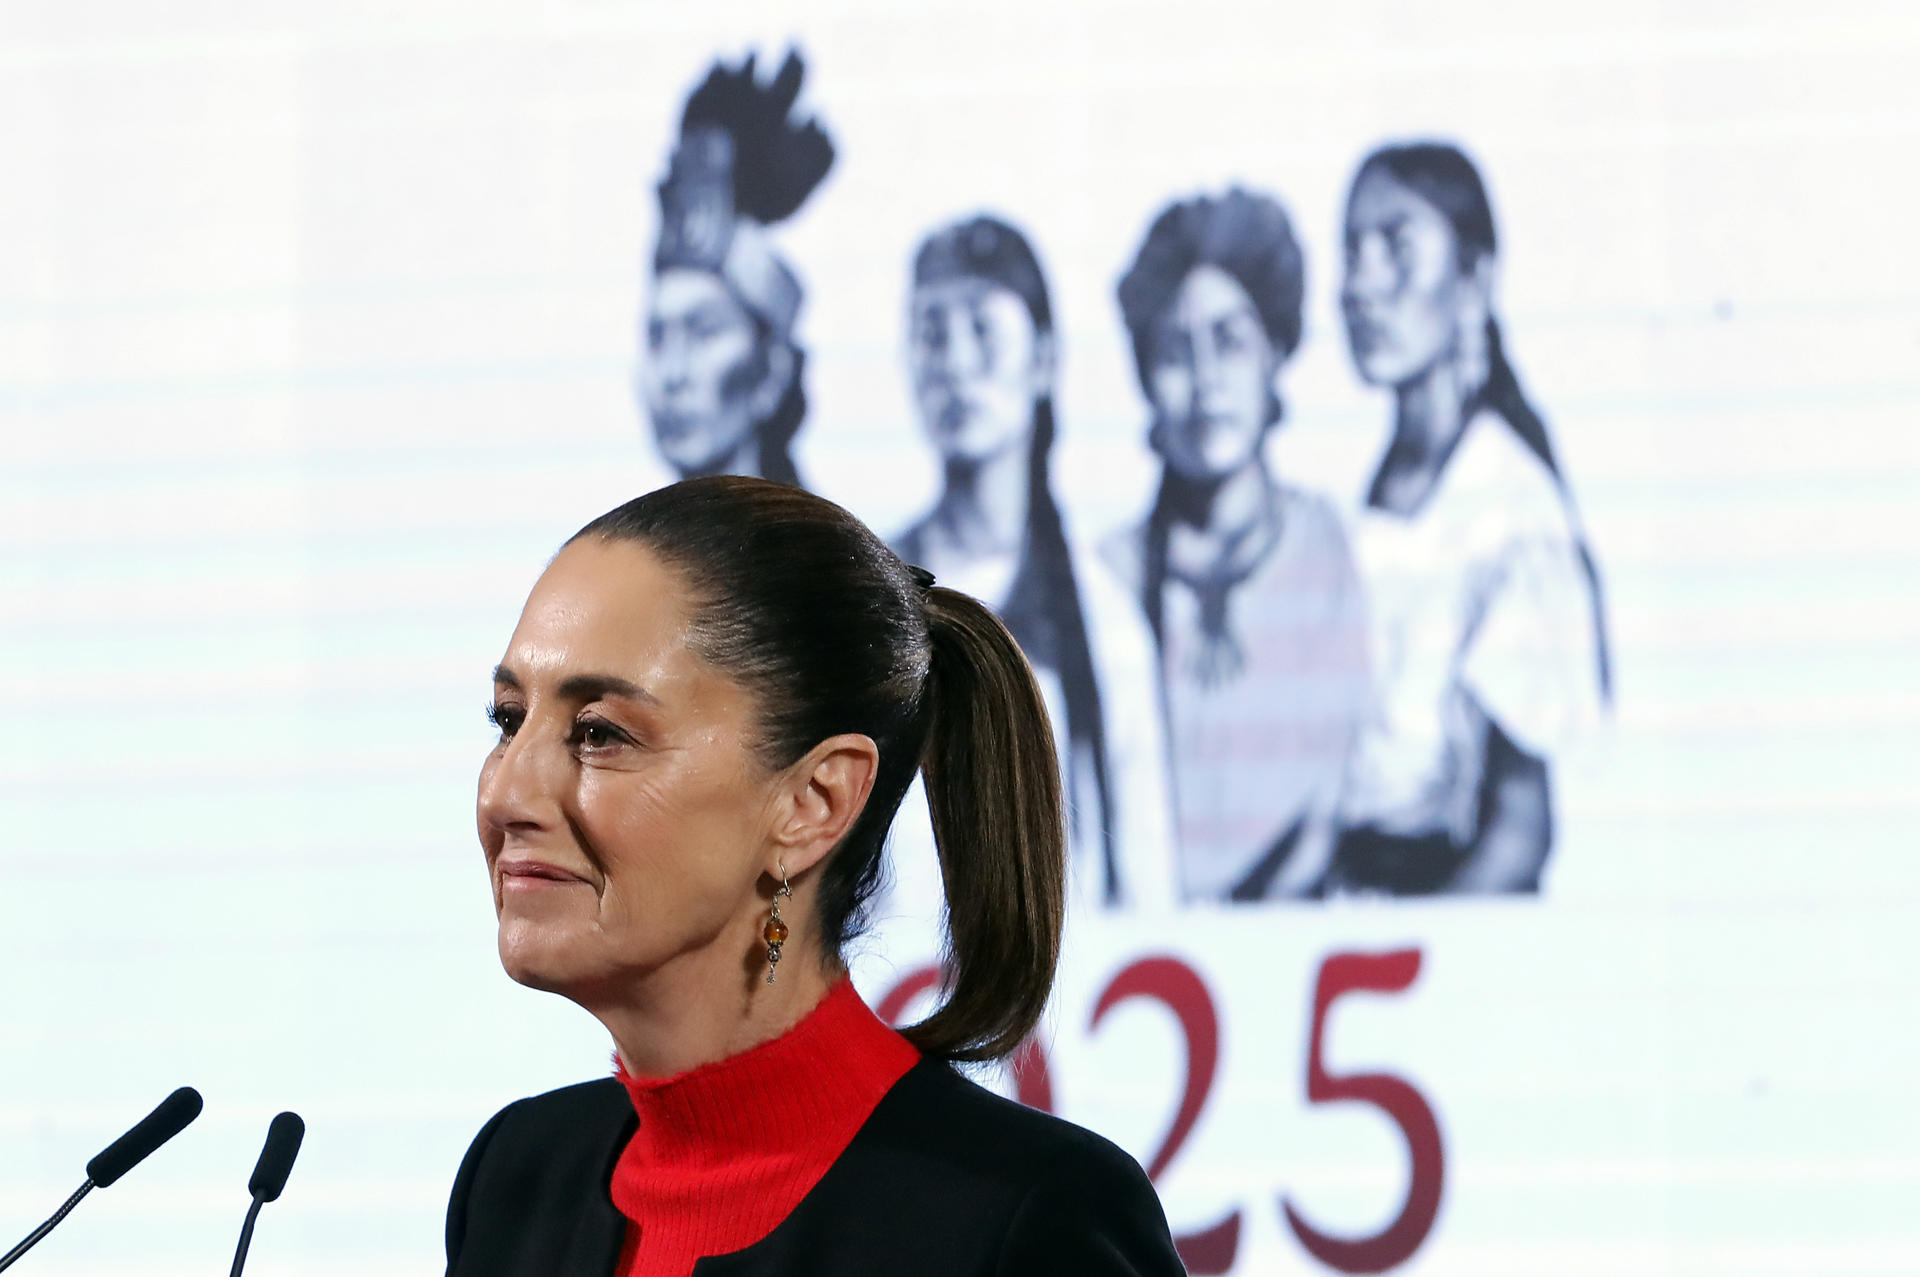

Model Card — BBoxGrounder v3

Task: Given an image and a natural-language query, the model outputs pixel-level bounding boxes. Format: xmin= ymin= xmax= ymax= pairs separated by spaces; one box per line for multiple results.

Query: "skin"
xmin=1143 ymin=263 xmax=1336 ymax=893
xmin=476 ymin=538 xmax=878 ymax=1076
xmin=1339 ymin=166 xmax=1495 ymax=518
xmin=1145 ymin=264 xmax=1287 ymax=604
xmin=905 ymin=278 xmax=1052 ymax=571
xmin=1147 ymin=263 xmax=1279 ymax=484
xmin=641 ymin=268 xmax=795 ymax=479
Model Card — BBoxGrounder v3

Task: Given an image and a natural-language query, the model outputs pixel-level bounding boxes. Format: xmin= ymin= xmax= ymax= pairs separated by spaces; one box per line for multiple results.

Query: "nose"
xmin=1343 ymin=234 xmax=1395 ymax=305
xmin=651 ymin=328 xmax=692 ymax=394
xmin=1190 ymin=334 xmax=1227 ymax=396
xmin=938 ymin=317 xmax=986 ymax=380
xmin=477 ymin=721 xmax=564 ymax=848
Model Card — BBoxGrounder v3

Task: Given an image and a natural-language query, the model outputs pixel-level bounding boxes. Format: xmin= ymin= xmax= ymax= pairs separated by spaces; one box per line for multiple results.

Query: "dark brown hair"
xmin=570 ymin=476 xmax=1065 ymax=1062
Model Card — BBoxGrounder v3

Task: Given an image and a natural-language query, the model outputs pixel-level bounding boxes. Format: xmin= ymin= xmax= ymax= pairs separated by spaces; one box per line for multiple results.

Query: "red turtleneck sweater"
xmin=608 ymin=981 xmax=921 ymax=1277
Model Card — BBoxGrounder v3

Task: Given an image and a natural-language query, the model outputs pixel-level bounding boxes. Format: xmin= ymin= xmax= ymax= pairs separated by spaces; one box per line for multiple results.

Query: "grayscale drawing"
xmin=893 ymin=215 xmax=1131 ymax=906
xmin=639 ymin=50 xmax=832 ymax=488
xmin=1107 ymin=190 xmax=1372 ymax=903
xmin=1331 ymin=141 xmax=1611 ymax=895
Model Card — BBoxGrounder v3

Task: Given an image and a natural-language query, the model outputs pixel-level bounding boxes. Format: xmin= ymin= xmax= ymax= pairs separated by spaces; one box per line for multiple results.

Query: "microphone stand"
xmin=0 ymin=1181 xmax=93 ymax=1272
xmin=228 ymin=1195 xmax=266 ymax=1277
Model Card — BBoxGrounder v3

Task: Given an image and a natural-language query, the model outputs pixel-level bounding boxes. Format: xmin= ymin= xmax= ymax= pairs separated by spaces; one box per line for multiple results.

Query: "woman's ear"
xmin=749 ymin=340 xmax=798 ymax=420
xmin=767 ymin=733 xmax=880 ymax=879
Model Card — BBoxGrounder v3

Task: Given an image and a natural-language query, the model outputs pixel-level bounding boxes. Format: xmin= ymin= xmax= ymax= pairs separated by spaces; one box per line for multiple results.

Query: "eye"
xmin=569 ymin=715 xmax=632 ymax=756
xmin=486 ymin=702 xmax=525 ymax=741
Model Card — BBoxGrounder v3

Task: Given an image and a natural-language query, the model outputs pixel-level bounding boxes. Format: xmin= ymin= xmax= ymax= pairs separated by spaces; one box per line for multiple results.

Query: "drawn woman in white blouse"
xmin=1106 ymin=190 xmax=1371 ymax=902
xmin=1333 ymin=141 xmax=1611 ymax=895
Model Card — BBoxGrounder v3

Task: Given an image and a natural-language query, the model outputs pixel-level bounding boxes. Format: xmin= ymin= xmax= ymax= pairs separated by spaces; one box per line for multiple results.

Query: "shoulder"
xmin=1443 ymin=412 xmax=1575 ymax=540
xmin=879 ymin=1058 xmax=1143 ymax=1177
xmin=797 ymin=1060 xmax=1186 ymax=1275
xmin=1097 ymin=521 xmax=1150 ymax=597
xmin=465 ymin=1077 xmax=631 ymax=1160
xmin=1274 ymin=482 xmax=1357 ymax=564
xmin=446 ymin=1080 xmax=633 ymax=1274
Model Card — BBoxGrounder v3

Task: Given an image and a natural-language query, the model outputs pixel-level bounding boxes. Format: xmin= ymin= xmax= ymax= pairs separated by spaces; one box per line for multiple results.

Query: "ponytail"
xmin=903 ymin=585 xmax=1067 ymax=1062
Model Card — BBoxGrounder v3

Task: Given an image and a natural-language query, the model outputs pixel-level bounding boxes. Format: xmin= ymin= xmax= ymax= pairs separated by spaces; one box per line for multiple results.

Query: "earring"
xmin=763 ymin=863 xmax=793 ymax=985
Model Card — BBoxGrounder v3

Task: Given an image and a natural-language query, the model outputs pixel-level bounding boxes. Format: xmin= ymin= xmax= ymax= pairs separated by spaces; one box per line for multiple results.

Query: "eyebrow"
xmin=491 ymin=666 xmax=661 ymax=706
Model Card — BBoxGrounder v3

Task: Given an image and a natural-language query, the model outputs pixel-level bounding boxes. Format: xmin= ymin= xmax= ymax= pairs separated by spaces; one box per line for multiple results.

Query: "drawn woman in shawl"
xmin=638 ymin=51 xmax=832 ymax=487
xmin=895 ymin=214 xmax=1172 ymax=909
xmin=1106 ymin=189 xmax=1372 ymax=903
xmin=1333 ymin=141 xmax=1611 ymax=895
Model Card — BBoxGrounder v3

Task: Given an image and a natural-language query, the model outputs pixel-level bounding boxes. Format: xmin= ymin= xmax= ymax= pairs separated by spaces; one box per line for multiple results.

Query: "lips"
xmin=497 ymin=858 xmax=590 ymax=886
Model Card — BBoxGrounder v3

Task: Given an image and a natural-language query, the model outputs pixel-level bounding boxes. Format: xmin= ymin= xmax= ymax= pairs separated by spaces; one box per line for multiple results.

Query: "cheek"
xmin=1149 ymin=364 xmax=1195 ymax=424
xmin=711 ymin=337 xmax=768 ymax=410
xmin=582 ymin=760 xmax=761 ymax=925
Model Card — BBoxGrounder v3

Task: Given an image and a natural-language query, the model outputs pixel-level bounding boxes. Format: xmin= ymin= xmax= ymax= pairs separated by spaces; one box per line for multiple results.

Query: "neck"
xmin=582 ymin=915 xmax=838 ymax=1078
xmin=684 ymin=433 xmax=764 ymax=482
xmin=930 ymin=436 xmax=1033 ymax=559
xmin=1390 ymin=354 xmax=1476 ymax=475
xmin=1165 ymin=453 xmax=1272 ymax=541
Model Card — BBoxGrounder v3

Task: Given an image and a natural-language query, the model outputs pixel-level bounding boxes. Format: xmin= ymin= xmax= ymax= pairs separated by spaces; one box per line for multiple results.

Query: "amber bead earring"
xmin=763 ymin=863 xmax=793 ymax=984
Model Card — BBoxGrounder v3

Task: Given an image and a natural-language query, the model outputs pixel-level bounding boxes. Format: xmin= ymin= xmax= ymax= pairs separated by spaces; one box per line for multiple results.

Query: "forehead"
xmin=1346 ymin=168 xmax=1451 ymax=236
xmin=912 ymin=276 xmax=1029 ymax=320
xmin=502 ymin=538 xmax=701 ymax=685
xmin=1164 ymin=263 xmax=1259 ymax=326
xmin=650 ymin=267 xmax=751 ymax=322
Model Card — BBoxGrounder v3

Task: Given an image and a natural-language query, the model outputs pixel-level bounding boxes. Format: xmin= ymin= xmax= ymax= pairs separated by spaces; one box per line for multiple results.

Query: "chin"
xmin=1353 ymin=347 xmax=1417 ymax=389
xmin=497 ymin=918 xmax=591 ymax=995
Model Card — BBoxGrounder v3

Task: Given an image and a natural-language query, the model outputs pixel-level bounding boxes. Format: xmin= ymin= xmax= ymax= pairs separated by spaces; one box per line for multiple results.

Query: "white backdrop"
xmin=3 ymin=1 xmax=1919 ymax=1274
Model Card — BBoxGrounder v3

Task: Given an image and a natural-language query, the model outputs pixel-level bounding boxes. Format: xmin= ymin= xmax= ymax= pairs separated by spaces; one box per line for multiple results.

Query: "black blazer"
xmin=446 ymin=1057 xmax=1187 ymax=1276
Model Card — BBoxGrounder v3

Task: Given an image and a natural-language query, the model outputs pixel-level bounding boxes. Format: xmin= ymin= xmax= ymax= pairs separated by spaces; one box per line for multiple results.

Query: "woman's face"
xmin=477 ymin=538 xmax=780 ymax=1002
xmin=908 ymin=278 xmax=1049 ymax=464
xmin=1340 ymin=168 xmax=1476 ymax=389
xmin=1145 ymin=263 xmax=1280 ymax=482
xmin=642 ymin=268 xmax=781 ymax=475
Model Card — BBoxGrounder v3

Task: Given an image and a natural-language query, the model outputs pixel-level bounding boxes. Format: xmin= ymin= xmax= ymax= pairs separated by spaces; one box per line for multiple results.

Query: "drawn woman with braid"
xmin=894 ymin=214 xmax=1173 ymax=911
xmin=1331 ymin=142 xmax=1610 ymax=895
xmin=637 ymin=51 xmax=832 ymax=487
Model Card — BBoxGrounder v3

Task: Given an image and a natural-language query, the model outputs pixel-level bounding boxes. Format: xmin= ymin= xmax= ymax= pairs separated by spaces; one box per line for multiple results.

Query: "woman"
xmin=894 ymin=214 xmax=1170 ymax=909
xmin=1333 ymin=141 xmax=1611 ymax=895
xmin=638 ymin=51 xmax=831 ymax=487
xmin=445 ymin=477 xmax=1184 ymax=1276
xmin=1107 ymin=189 xmax=1372 ymax=902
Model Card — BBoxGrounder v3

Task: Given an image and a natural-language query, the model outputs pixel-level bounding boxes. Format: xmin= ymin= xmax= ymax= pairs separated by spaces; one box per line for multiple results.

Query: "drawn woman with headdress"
xmin=1333 ymin=141 xmax=1610 ymax=895
xmin=1106 ymin=189 xmax=1372 ymax=903
xmin=638 ymin=51 xmax=832 ymax=487
xmin=895 ymin=214 xmax=1173 ymax=910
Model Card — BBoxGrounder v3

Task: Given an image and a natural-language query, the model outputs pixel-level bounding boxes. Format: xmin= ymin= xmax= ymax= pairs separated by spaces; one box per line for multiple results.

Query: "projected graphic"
xmin=639 ymin=51 xmax=833 ymax=487
xmin=8 ymin=9 xmax=1915 ymax=1277
xmin=1107 ymin=187 xmax=1372 ymax=903
xmin=893 ymin=213 xmax=1159 ymax=909
xmin=1331 ymin=143 xmax=1611 ymax=896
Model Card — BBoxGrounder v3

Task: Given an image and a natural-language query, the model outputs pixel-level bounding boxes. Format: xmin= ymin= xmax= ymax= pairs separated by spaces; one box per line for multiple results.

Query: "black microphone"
xmin=0 ymin=1086 xmax=203 ymax=1272
xmin=229 ymin=1112 xmax=303 ymax=1277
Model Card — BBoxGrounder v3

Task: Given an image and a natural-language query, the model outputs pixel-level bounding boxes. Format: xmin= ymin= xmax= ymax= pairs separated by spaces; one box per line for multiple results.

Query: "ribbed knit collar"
xmin=608 ymin=979 xmax=921 ymax=1277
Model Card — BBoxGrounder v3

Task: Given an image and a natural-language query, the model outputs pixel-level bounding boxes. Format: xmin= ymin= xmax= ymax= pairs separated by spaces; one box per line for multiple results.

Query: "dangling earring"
xmin=763 ymin=863 xmax=793 ymax=985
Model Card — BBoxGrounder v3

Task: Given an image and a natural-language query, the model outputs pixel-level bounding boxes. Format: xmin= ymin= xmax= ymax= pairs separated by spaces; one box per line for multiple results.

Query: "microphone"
xmin=228 ymin=1112 xmax=303 ymax=1277
xmin=0 ymin=1086 xmax=203 ymax=1272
